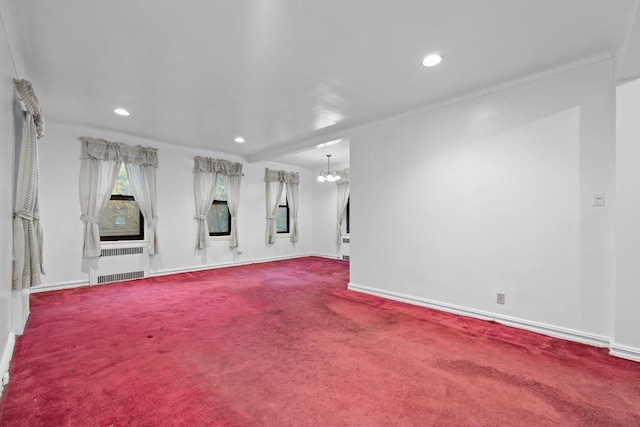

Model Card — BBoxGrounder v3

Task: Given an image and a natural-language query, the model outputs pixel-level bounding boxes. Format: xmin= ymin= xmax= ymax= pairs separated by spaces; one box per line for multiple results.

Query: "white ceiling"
xmin=4 ymin=0 xmax=640 ymax=168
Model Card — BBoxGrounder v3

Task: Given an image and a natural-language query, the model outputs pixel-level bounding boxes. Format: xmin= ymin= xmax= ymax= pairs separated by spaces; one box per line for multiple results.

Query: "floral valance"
xmin=80 ymin=137 xmax=158 ymax=167
xmin=14 ymin=79 xmax=45 ymax=138
xmin=264 ymin=168 xmax=299 ymax=184
xmin=193 ymin=156 xmax=244 ymax=176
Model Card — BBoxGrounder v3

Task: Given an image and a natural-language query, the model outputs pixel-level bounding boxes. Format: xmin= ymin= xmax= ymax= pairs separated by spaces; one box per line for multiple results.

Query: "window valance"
xmin=14 ymin=79 xmax=45 ymax=138
xmin=80 ymin=137 xmax=158 ymax=167
xmin=193 ymin=156 xmax=244 ymax=176
xmin=264 ymin=168 xmax=299 ymax=184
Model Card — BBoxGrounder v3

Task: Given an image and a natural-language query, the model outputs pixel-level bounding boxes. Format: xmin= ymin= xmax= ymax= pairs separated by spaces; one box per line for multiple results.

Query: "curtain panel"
xmin=13 ymin=79 xmax=45 ymax=289
xmin=335 ymin=168 xmax=350 ymax=245
xmin=79 ymin=137 xmax=159 ymax=257
xmin=264 ymin=168 xmax=299 ymax=244
xmin=193 ymin=157 xmax=244 ymax=249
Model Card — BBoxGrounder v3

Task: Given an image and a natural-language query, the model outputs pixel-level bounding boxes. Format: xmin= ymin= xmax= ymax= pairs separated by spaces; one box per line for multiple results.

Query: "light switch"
xmin=593 ymin=193 xmax=605 ymax=207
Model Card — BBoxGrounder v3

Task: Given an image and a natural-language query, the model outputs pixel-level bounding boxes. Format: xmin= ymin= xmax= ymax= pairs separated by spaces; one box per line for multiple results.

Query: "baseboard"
xmin=32 ymin=254 xmax=334 ymax=293
xmin=312 ymin=253 xmax=341 ymax=260
xmin=30 ymin=279 xmax=89 ymax=293
xmin=0 ymin=332 xmax=16 ymax=397
xmin=151 ymin=253 xmax=319 ymax=277
xmin=347 ymin=283 xmax=610 ymax=349
xmin=610 ymin=343 xmax=640 ymax=363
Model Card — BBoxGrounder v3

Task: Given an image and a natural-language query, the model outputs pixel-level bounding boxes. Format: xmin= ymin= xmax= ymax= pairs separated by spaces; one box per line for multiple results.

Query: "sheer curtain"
xmin=224 ymin=172 xmax=243 ymax=248
xmin=335 ymin=168 xmax=350 ymax=245
xmin=193 ymin=168 xmax=219 ymax=249
xmin=264 ymin=168 xmax=299 ymax=244
xmin=79 ymin=137 xmax=159 ymax=257
xmin=285 ymin=180 xmax=299 ymax=243
xmin=193 ymin=157 xmax=244 ymax=249
xmin=13 ymin=79 xmax=46 ymax=289
xmin=125 ymin=162 xmax=159 ymax=254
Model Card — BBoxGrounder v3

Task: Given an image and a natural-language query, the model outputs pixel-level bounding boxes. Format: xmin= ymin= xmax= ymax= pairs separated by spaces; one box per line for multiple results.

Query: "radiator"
xmin=89 ymin=245 xmax=150 ymax=285
xmin=340 ymin=235 xmax=350 ymax=261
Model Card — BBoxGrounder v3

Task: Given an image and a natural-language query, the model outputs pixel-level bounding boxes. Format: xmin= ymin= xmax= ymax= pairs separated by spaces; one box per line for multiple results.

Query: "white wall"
xmin=37 ymin=122 xmax=314 ymax=287
xmin=311 ymin=163 xmax=349 ymax=259
xmin=0 ymin=0 xmax=19 ymax=390
xmin=614 ymin=78 xmax=640 ymax=359
xmin=350 ymin=59 xmax=616 ymax=346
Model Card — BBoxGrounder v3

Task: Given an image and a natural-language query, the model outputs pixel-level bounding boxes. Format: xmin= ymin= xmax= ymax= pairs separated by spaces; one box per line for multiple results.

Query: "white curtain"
xmin=193 ymin=168 xmax=219 ymax=249
xmin=265 ymin=180 xmax=285 ymax=245
xmin=79 ymin=157 xmax=120 ymax=258
xmin=335 ymin=168 xmax=350 ymax=245
xmin=12 ymin=79 xmax=45 ymax=289
xmin=264 ymin=168 xmax=299 ymax=245
xmin=79 ymin=137 xmax=159 ymax=257
xmin=286 ymin=181 xmax=299 ymax=243
xmin=193 ymin=156 xmax=243 ymax=250
xmin=224 ymin=173 xmax=243 ymax=248
xmin=125 ymin=163 xmax=159 ymax=254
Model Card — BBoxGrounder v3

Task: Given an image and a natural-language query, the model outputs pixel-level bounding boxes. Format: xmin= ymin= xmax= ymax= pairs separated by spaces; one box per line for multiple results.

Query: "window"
xmin=276 ymin=190 xmax=289 ymax=233
xmin=99 ymin=163 xmax=144 ymax=241
xmin=346 ymin=197 xmax=350 ymax=234
xmin=207 ymin=176 xmax=231 ymax=236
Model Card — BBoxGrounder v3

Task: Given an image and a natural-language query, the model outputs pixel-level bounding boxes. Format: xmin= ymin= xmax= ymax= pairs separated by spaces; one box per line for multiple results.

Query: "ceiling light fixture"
xmin=422 ymin=54 xmax=442 ymax=67
xmin=317 ymin=154 xmax=341 ymax=183
xmin=316 ymin=139 xmax=341 ymax=149
xmin=114 ymin=108 xmax=130 ymax=116
xmin=234 ymin=136 xmax=245 ymax=143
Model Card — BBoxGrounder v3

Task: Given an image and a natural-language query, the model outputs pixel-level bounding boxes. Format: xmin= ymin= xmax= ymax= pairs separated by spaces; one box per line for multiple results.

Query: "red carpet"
xmin=1 ymin=257 xmax=640 ymax=426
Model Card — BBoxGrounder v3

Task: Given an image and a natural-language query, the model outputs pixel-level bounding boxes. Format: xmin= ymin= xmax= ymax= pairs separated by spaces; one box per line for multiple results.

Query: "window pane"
xmin=208 ymin=202 xmax=230 ymax=234
xmin=215 ymin=176 xmax=226 ymax=201
xmin=99 ymin=198 xmax=142 ymax=238
xmin=112 ymin=163 xmax=133 ymax=195
xmin=276 ymin=206 xmax=288 ymax=233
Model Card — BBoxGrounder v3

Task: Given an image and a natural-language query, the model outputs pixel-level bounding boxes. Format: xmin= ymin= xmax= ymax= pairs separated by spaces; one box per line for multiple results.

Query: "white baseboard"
xmin=312 ymin=253 xmax=341 ymax=260
xmin=610 ymin=343 xmax=640 ymax=363
xmin=0 ymin=332 xmax=16 ymax=397
xmin=30 ymin=279 xmax=89 ymax=293
xmin=34 ymin=253 xmax=330 ymax=292
xmin=151 ymin=252 xmax=319 ymax=277
xmin=347 ymin=283 xmax=611 ymax=349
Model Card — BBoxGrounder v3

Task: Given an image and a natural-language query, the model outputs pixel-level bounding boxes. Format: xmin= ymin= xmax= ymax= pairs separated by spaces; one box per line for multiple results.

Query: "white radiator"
xmin=90 ymin=245 xmax=150 ymax=285
xmin=340 ymin=235 xmax=350 ymax=261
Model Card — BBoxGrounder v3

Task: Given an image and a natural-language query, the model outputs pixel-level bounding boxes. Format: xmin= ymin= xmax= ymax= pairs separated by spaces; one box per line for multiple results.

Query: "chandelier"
xmin=317 ymin=154 xmax=341 ymax=182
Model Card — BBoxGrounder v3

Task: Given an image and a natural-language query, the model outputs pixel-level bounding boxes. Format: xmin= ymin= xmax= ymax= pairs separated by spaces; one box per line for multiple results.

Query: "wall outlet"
xmin=593 ymin=193 xmax=605 ymax=207
xmin=237 ymin=251 xmax=242 ymax=255
xmin=496 ymin=293 xmax=505 ymax=305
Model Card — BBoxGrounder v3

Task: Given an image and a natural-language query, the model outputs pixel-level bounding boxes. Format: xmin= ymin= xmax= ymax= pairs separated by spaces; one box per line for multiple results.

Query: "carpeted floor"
xmin=1 ymin=257 xmax=639 ymax=426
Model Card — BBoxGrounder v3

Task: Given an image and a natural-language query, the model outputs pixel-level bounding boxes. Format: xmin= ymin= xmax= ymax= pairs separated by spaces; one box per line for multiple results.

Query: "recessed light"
xmin=234 ymin=136 xmax=245 ymax=144
xmin=422 ymin=54 xmax=442 ymax=67
xmin=114 ymin=108 xmax=130 ymax=116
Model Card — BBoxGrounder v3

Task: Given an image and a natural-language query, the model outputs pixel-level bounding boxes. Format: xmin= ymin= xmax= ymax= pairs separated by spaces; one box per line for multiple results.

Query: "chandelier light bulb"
xmin=317 ymin=154 xmax=341 ymax=183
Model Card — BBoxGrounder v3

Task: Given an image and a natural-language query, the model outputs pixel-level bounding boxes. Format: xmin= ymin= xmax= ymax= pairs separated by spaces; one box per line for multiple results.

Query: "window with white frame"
xmin=208 ymin=176 xmax=231 ymax=236
xmin=99 ymin=163 xmax=144 ymax=241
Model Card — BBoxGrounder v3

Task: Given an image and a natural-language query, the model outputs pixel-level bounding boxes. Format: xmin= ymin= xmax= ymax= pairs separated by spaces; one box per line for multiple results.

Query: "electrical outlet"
xmin=496 ymin=293 xmax=505 ymax=305
xmin=593 ymin=193 xmax=605 ymax=207
xmin=237 ymin=251 xmax=242 ymax=255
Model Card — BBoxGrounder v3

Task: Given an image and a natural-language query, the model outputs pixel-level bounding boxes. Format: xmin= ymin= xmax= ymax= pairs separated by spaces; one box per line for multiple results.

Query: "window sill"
xmin=101 ymin=240 xmax=148 ymax=248
xmin=276 ymin=233 xmax=291 ymax=238
xmin=209 ymin=235 xmax=231 ymax=241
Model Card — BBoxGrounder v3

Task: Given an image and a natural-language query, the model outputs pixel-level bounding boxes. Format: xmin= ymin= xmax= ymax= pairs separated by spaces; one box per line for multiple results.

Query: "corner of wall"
xmin=0 ymin=331 xmax=15 ymax=396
